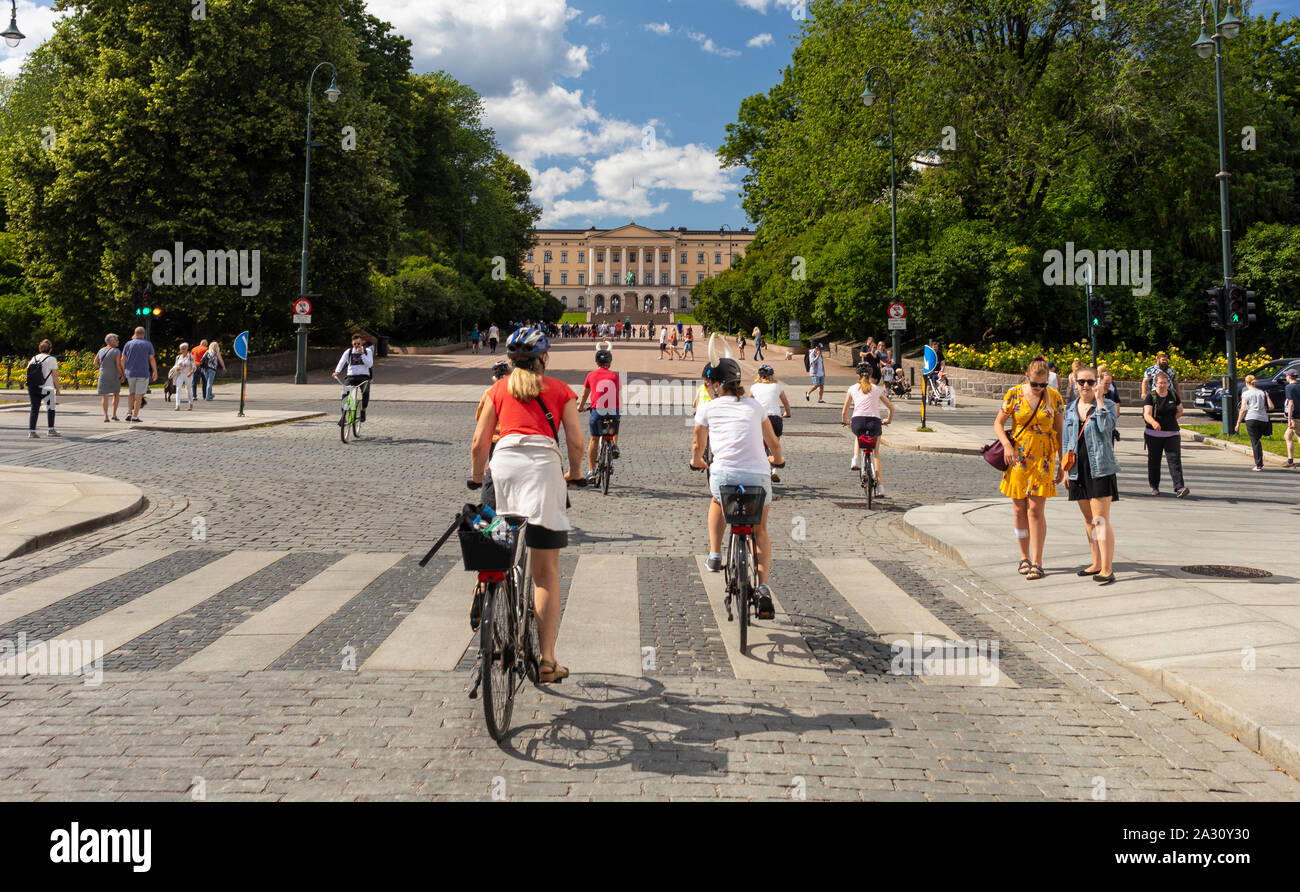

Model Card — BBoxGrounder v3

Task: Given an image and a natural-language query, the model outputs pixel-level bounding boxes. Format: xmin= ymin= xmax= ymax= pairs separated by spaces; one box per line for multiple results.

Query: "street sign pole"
xmin=239 ymin=360 xmax=247 ymax=417
xmin=234 ymin=331 xmax=250 ymax=417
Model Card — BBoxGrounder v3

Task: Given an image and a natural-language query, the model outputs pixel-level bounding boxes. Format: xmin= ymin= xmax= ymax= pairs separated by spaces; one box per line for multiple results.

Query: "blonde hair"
xmin=1096 ymin=362 xmax=1109 ymax=374
xmin=1026 ymin=358 xmax=1048 ymax=378
xmin=507 ymin=354 xmax=546 ymax=402
xmin=1071 ymin=359 xmax=1081 ymax=372
xmin=1245 ymin=374 xmax=1257 ymax=387
xmin=756 ymin=369 xmax=775 ymax=383
xmin=208 ymin=342 xmax=221 ymax=358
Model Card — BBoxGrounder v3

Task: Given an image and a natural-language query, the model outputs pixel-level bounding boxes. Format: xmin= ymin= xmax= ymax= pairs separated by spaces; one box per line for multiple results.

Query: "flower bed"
xmin=944 ymin=342 xmax=1273 ymax=381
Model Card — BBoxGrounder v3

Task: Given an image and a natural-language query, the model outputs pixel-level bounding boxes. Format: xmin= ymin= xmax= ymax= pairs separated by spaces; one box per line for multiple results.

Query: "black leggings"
xmin=1245 ymin=420 xmax=1269 ymax=467
xmin=28 ymin=390 xmax=54 ymax=431
xmin=1144 ymin=433 xmax=1184 ymax=490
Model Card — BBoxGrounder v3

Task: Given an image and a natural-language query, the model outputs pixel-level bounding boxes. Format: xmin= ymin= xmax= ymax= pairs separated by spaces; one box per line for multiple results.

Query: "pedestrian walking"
xmin=993 ymin=358 xmax=1065 ymax=581
xmin=1140 ymin=351 xmax=1177 ymax=399
xmin=804 ymin=344 xmax=826 ymax=402
xmin=189 ymin=339 xmax=209 ymax=402
xmin=1064 ymin=366 xmax=1121 ymax=584
xmin=26 ymin=339 xmax=61 ymax=438
xmin=1143 ymin=371 xmax=1189 ymax=497
xmin=1065 ymin=359 xmax=1082 ymax=402
xmin=169 ymin=343 xmax=196 ymax=410
xmin=659 ymin=326 xmax=668 ymax=359
xmin=752 ymin=326 xmax=765 ymax=361
xmin=683 ymin=327 xmax=694 ymax=358
xmin=1046 ymin=362 xmax=1060 ymax=395
xmin=1235 ymin=374 xmax=1275 ymax=471
xmin=737 ymin=332 xmax=746 ymax=360
xmin=94 ymin=333 xmax=123 ymax=422
xmin=200 ymin=342 xmax=225 ymax=399
xmin=470 ymin=324 xmax=480 ymax=353
xmin=121 ymin=326 xmax=157 ymax=422
xmin=669 ymin=328 xmax=679 ymax=360
xmin=488 ymin=323 xmax=500 ymax=353
xmin=1284 ymin=369 xmax=1299 ymax=468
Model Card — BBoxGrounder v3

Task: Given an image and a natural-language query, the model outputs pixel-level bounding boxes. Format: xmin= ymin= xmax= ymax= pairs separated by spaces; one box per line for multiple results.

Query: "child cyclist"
xmin=841 ymin=361 xmax=896 ymax=498
xmin=689 ymin=358 xmax=785 ymax=619
xmin=577 ymin=344 xmax=621 ymax=480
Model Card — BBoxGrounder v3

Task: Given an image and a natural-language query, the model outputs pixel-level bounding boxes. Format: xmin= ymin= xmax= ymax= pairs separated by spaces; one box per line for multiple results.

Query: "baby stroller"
xmin=889 ymin=374 xmax=911 ymax=399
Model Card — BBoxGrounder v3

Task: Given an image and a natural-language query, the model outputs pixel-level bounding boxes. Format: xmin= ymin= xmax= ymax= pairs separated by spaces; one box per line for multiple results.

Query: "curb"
xmin=1180 ymin=428 xmax=1290 ymax=466
xmin=132 ymin=412 xmax=325 ymax=433
xmin=899 ymin=504 xmax=1300 ymax=780
xmin=1 ymin=492 xmax=145 ymax=562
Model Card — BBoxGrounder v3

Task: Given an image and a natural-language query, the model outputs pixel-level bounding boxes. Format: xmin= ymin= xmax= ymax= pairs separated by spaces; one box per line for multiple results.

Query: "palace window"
xmin=596 ymin=272 xmax=604 ymax=285
xmin=644 ymin=272 xmax=653 ymax=284
xmin=578 ymin=251 xmax=585 ymax=264
xmin=544 ymin=272 xmax=551 ymax=285
xmin=597 ymin=250 xmax=604 ymax=262
xmin=680 ymin=296 xmax=688 ymax=309
xmin=527 ymin=271 xmax=534 ymax=283
xmin=628 ymin=250 xmax=637 ymax=263
xmin=662 ymin=251 xmax=670 ymax=263
xmin=526 ymin=250 xmax=534 ymax=263
xmin=714 ymin=252 xmax=722 ymax=265
xmin=560 ymin=251 xmax=568 ymax=263
xmin=578 ymin=295 xmax=585 ymax=307
xmin=560 ymin=272 xmax=568 ymax=285
xmin=680 ymin=252 xmax=687 ymax=265
xmin=696 ymin=252 xmax=705 ymax=264
xmin=578 ymin=272 xmax=585 ymax=285
xmin=660 ymin=272 xmax=669 ymax=285
xmin=544 ymin=250 xmax=552 ymax=263
xmin=611 ymin=250 xmax=621 ymax=262
xmin=697 ymin=272 xmax=704 ymax=282
xmin=680 ymin=272 xmax=687 ymax=285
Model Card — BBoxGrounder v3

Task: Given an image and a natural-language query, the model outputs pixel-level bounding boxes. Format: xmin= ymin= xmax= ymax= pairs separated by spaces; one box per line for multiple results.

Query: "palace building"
xmin=523 ymin=222 xmax=755 ymax=317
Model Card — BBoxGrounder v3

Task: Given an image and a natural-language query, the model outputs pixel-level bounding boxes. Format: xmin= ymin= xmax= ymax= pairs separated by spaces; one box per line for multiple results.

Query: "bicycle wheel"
xmin=339 ymin=406 xmax=350 ymax=444
xmin=862 ymin=460 xmax=873 ymax=509
xmin=518 ymin=552 xmax=540 ymax=685
xmin=351 ymin=412 xmax=361 ymax=439
xmin=734 ymin=534 xmax=751 ymax=654
xmin=479 ymin=582 xmax=516 ymax=742
xmin=600 ymin=442 xmax=612 ymax=495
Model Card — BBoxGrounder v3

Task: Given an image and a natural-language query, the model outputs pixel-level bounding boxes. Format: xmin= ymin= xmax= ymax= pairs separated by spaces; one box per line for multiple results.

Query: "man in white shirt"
xmin=27 ymin=338 xmax=61 ymax=438
xmin=332 ymin=332 xmax=374 ymax=422
xmin=488 ymin=324 xmax=500 ymax=353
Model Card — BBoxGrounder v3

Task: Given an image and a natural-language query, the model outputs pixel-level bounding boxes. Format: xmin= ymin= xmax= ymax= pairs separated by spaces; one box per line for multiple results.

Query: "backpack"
xmin=26 ymin=355 xmax=50 ymax=393
xmin=803 ymin=350 xmax=811 ymax=372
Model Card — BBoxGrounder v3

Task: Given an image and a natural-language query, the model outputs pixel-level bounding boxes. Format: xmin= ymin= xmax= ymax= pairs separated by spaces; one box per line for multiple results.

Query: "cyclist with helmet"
xmin=750 ymin=365 xmax=791 ymax=483
xmin=470 ymin=326 xmax=584 ymax=684
xmin=577 ymin=344 xmax=621 ymax=480
xmin=841 ymin=361 xmax=896 ymax=498
xmin=689 ymin=358 xmax=785 ymax=619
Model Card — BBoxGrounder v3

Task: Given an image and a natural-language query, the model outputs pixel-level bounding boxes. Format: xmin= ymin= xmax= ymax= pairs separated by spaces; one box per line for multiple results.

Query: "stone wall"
xmin=213 ymin=347 xmax=338 ymax=379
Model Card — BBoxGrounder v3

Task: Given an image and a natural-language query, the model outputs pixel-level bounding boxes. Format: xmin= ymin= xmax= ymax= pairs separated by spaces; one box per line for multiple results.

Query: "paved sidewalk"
xmin=903 ymin=495 xmax=1300 ymax=777
xmin=0 ymin=466 xmax=143 ymax=560
xmin=0 ymin=394 xmax=323 ymax=433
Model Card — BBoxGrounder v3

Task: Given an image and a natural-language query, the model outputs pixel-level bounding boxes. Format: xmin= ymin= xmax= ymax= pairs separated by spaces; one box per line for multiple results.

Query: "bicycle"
xmin=337 ymin=379 xmax=367 ymax=443
xmin=420 ymin=478 xmax=586 ymax=742
xmin=690 ymin=464 xmax=782 ymax=654
xmin=593 ymin=415 xmax=617 ymax=495
xmin=844 ymin=426 xmax=878 ymax=509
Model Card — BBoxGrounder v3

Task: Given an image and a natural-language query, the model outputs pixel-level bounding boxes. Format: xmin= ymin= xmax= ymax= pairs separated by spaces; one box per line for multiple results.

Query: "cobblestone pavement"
xmin=0 ymin=396 xmax=1296 ymax=801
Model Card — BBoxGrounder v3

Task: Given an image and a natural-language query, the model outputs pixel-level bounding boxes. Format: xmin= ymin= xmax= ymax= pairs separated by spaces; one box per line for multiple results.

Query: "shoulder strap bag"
xmin=981 ymin=393 xmax=1042 ymax=472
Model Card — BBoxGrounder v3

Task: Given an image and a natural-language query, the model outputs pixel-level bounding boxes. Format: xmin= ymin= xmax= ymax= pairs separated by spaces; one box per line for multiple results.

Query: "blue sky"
xmin=2 ymin=1 xmax=1296 ymax=231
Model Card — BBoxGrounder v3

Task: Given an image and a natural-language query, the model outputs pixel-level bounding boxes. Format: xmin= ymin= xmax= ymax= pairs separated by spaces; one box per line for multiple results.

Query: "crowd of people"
xmin=22 ymin=327 xmax=228 ymax=436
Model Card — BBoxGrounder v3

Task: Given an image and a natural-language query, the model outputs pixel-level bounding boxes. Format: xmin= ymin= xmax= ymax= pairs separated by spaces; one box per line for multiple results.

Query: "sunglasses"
xmin=1076 ymin=379 xmax=1096 ymax=386
xmin=1028 ymin=381 xmax=1049 ymax=389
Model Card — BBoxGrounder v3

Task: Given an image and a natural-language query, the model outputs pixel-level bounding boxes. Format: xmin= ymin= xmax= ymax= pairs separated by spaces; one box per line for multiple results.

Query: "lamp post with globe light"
xmin=295 ymin=62 xmax=341 ymax=385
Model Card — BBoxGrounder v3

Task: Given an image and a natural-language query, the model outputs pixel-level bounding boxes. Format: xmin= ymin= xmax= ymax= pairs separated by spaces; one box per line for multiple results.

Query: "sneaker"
xmin=1176 ymin=486 xmax=1190 ymax=498
xmin=874 ymin=485 xmax=884 ymax=498
xmin=359 ymin=411 xmax=366 ymax=423
xmin=1284 ymin=460 xmax=1295 ymax=468
xmin=850 ymin=457 xmax=861 ymax=471
xmin=1149 ymin=488 xmax=1159 ymax=496
xmin=27 ymin=431 xmax=39 ymax=439
xmin=804 ymin=391 xmax=810 ymax=402
xmin=705 ymin=555 xmax=722 ymax=573
xmin=1251 ymin=465 xmax=1263 ymax=471
xmin=46 ymin=429 xmax=61 ymax=438
xmin=755 ymin=584 xmax=775 ymax=620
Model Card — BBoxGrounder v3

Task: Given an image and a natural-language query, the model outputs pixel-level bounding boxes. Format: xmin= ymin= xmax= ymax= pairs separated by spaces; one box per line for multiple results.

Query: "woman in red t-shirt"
xmin=470 ymin=326 xmax=584 ymax=684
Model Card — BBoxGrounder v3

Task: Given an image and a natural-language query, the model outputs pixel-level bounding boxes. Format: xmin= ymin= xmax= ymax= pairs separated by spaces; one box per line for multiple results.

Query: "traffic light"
xmin=1227 ymin=284 xmax=1256 ymax=328
xmin=1204 ymin=286 xmax=1224 ymax=329
xmin=1088 ymin=295 xmax=1113 ymax=329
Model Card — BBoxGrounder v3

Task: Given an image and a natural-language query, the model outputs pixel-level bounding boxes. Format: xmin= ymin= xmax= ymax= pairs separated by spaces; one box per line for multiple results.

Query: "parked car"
xmin=1194 ymin=357 xmax=1300 ymax=417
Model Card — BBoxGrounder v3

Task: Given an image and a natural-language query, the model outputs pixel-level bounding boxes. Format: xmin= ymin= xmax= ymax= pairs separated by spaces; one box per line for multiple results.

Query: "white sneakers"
xmin=850 ymin=456 xmax=861 ymax=470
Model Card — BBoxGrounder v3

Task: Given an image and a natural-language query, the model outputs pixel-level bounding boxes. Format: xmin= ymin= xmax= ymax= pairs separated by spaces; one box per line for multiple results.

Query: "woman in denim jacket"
xmin=1063 ymin=366 xmax=1120 ymax=584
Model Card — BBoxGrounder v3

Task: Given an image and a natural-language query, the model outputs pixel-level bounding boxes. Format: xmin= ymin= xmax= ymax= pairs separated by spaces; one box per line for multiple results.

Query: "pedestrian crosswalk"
xmin=0 ymin=548 xmax=1018 ymax=686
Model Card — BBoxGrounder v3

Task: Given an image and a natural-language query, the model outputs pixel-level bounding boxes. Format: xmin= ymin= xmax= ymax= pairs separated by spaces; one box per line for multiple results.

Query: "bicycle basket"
xmin=718 ymin=485 xmax=766 ymax=525
xmin=857 ymin=434 xmax=877 ymax=453
xmin=458 ymin=513 xmax=528 ymax=571
xmin=597 ymin=416 xmax=617 ymax=437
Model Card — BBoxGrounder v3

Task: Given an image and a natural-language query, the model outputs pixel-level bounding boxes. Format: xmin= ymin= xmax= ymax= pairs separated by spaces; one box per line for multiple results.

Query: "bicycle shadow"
xmin=503 ymin=676 xmax=891 ymax=774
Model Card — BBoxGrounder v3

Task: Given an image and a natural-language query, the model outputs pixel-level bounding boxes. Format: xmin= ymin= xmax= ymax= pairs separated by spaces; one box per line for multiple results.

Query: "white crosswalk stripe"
xmin=0 ymin=549 xmax=1019 ymax=684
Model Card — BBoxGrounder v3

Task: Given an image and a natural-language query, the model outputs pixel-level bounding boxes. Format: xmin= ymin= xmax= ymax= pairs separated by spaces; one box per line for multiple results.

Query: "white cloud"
xmin=585 ymin=14 xmax=605 ymax=26
xmin=735 ymin=0 xmax=804 ymax=14
xmin=747 ymin=33 xmax=773 ymax=48
xmin=365 ymin=0 xmax=588 ymax=93
xmin=0 ymin=2 xmax=65 ymax=77
xmin=686 ymin=30 xmax=740 ymax=58
xmin=643 ymin=22 xmax=672 ymax=36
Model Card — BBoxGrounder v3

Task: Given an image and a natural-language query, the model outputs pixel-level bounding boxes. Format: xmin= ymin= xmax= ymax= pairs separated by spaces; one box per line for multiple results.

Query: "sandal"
xmin=1025 ymin=564 xmax=1045 ymax=580
xmin=538 ymin=659 xmax=569 ymax=684
xmin=1017 ymin=558 xmax=1032 ymax=575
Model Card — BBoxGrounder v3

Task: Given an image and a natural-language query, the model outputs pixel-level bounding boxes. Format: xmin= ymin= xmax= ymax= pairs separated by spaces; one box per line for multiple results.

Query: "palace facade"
xmin=524 ymin=222 xmax=756 ymax=316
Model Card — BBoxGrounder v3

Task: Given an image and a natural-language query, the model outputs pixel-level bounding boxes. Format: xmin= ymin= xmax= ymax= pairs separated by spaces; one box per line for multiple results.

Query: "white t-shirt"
xmin=1048 ymin=371 xmax=1060 ymax=393
xmin=695 ymin=396 xmax=769 ymax=476
xmin=30 ymin=354 xmax=58 ymax=392
xmin=488 ymin=325 xmax=499 ymax=340
xmin=335 ymin=346 xmax=373 ymax=377
xmin=659 ymin=328 xmax=667 ymax=344
xmin=1241 ymin=387 xmax=1271 ymax=422
xmin=749 ymin=382 xmax=784 ymax=416
xmin=848 ymin=382 xmax=882 ymax=418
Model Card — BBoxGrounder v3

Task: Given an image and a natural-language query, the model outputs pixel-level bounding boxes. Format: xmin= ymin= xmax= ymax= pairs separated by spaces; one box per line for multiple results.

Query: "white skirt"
xmin=489 ymin=434 xmax=569 ymax=533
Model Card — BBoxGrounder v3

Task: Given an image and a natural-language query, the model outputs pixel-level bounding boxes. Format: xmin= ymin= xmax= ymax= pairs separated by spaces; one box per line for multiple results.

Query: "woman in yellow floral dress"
xmin=993 ymin=358 xmax=1064 ymax=580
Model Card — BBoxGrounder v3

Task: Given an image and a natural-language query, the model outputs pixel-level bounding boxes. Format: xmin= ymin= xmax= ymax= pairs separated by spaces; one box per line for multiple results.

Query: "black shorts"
xmin=524 ymin=524 xmax=567 ymax=549
xmin=850 ymin=416 xmax=882 ymax=439
xmin=767 ymin=415 xmax=784 ymax=438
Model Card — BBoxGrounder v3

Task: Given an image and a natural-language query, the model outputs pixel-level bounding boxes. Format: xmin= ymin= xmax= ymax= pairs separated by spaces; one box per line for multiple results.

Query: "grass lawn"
xmin=1184 ymin=422 xmax=1293 ymax=458
xmin=559 ymin=312 xmax=588 ymax=323
xmin=672 ymin=313 xmax=698 ymax=324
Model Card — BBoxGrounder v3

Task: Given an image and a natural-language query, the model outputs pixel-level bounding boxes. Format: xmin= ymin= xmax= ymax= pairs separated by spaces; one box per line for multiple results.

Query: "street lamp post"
xmin=2 ymin=0 xmax=25 ymax=47
xmin=1192 ymin=1 xmax=1244 ymax=436
xmin=296 ymin=62 xmax=341 ymax=385
xmin=863 ymin=67 xmax=900 ymax=369
xmin=458 ymin=190 xmax=478 ymax=345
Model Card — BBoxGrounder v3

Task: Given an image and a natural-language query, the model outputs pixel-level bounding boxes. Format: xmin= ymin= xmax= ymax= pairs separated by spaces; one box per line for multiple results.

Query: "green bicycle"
xmin=337 ymin=378 xmax=367 ymax=443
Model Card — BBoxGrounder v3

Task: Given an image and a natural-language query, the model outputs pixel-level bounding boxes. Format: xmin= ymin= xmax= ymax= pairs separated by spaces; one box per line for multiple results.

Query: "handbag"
xmin=982 ymin=393 xmax=1042 ymax=472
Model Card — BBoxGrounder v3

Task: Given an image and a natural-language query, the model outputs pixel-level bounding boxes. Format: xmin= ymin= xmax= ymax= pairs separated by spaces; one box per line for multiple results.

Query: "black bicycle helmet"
xmin=702 ymin=357 xmax=742 ymax=384
xmin=855 ymin=360 xmax=879 ymax=379
xmin=595 ymin=349 xmax=612 ymax=367
xmin=757 ymin=364 xmax=775 ymax=378
xmin=491 ymin=360 xmax=510 ymax=379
